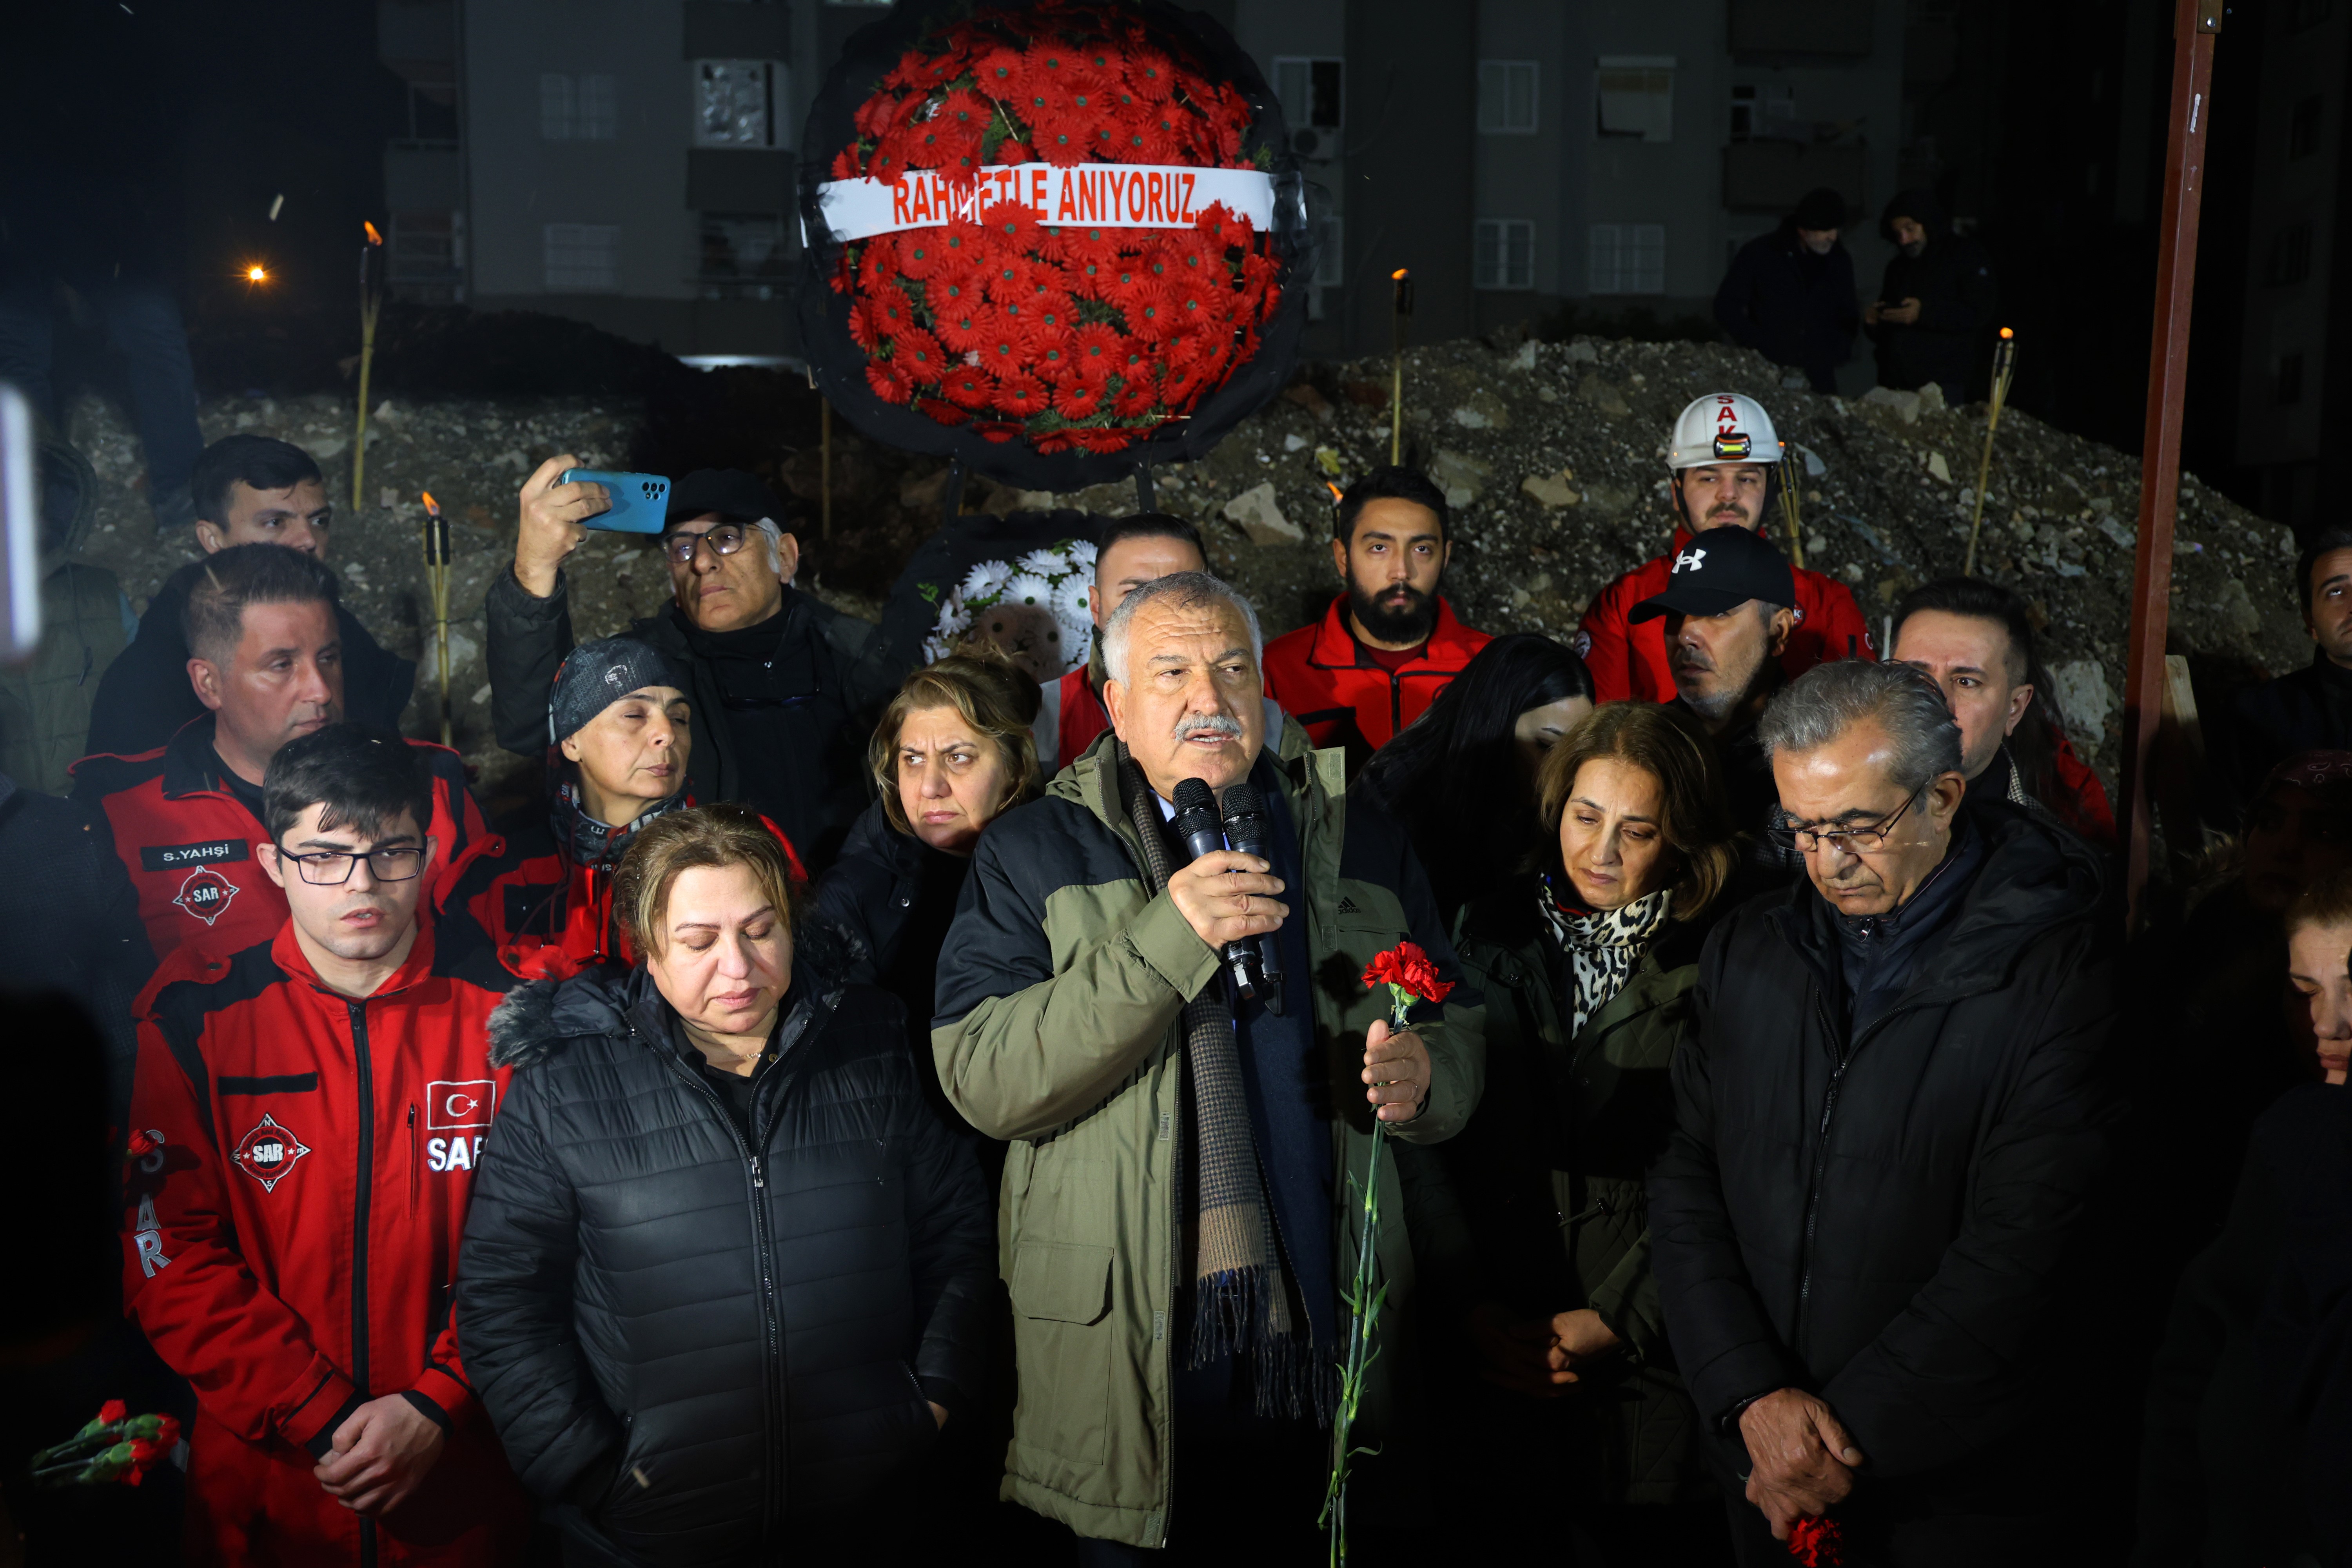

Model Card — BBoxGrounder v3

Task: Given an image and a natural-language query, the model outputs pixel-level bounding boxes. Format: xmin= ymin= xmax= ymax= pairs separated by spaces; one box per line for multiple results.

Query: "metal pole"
xmin=422 ymin=493 xmax=453 ymax=747
xmin=2121 ymin=0 xmax=2223 ymax=924
xmin=1963 ymin=329 xmax=2018 ymax=577
xmin=1388 ymin=269 xmax=1412 ymax=466
xmin=820 ymin=397 xmax=833 ymax=541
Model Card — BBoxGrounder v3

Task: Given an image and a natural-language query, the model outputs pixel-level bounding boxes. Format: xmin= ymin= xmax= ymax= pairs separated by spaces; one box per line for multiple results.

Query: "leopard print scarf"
xmin=1537 ymin=879 xmax=1674 ymax=1036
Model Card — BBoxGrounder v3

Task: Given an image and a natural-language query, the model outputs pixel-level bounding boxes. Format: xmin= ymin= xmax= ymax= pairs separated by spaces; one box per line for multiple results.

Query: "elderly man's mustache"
xmin=1173 ymin=712 xmax=1243 ymax=742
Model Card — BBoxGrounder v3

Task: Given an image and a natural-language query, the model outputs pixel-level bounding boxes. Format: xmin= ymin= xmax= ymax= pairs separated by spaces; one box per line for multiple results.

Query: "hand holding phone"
xmin=517 ymin=455 xmax=612 ymax=598
xmin=561 ymin=469 xmax=670 ymax=534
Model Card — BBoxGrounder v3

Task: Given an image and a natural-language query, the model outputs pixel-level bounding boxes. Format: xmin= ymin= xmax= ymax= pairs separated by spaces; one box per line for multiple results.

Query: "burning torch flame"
xmin=1999 ymin=326 xmax=2014 ymax=340
xmin=1325 ymin=481 xmax=1344 ymax=503
xmin=421 ymin=492 xmax=439 ymax=514
xmin=364 ymin=221 xmax=384 ymax=247
xmin=245 ymin=264 xmax=269 ymax=284
xmin=1390 ymin=269 xmax=1408 ymax=281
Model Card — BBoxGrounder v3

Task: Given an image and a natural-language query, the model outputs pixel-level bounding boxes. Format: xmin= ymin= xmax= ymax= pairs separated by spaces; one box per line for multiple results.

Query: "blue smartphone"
xmin=561 ymin=469 xmax=671 ymax=534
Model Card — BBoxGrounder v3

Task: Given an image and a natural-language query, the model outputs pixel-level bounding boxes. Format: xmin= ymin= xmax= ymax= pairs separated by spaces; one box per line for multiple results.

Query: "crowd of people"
xmin=3 ymin=371 xmax=2347 ymax=1568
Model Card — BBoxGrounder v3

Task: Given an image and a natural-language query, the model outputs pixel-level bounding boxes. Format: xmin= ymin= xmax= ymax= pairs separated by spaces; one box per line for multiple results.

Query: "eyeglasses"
xmin=1772 ymin=786 xmax=1924 ymax=856
xmin=664 ymin=523 xmax=755 ymax=566
xmin=278 ymin=847 xmax=426 ymax=885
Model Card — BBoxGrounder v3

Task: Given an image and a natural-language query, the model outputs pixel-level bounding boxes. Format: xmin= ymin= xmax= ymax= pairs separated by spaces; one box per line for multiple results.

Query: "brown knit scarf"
xmin=1116 ymin=744 xmax=1310 ymax=1406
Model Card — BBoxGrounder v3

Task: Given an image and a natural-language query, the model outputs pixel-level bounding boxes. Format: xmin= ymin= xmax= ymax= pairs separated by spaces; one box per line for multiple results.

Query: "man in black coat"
xmin=486 ymin=459 xmax=915 ymax=870
xmin=2206 ymin=526 xmax=2352 ymax=831
xmin=1864 ymin=188 xmax=1997 ymax=403
xmin=85 ymin=435 xmax=415 ymax=756
xmin=1715 ymin=187 xmax=1860 ymax=394
xmin=1650 ymin=659 xmax=2116 ymax=1564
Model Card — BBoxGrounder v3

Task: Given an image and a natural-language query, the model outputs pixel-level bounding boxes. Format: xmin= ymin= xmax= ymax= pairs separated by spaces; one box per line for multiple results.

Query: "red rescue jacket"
xmin=435 ymin=800 xmax=804 ymax=983
xmin=72 ymin=717 xmax=486 ymax=969
xmin=1578 ymin=526 xmax=1877 ymax=702
xmin=1037 ymin=664 xmax=1113 ymax=775
xmin=2048 ymin=738 xmax=2116 ymax=845
xmin=1260 ymin=596 xmax=1492 ymax=760
xmin=123 ymin=917 xmax=530 ymax=1566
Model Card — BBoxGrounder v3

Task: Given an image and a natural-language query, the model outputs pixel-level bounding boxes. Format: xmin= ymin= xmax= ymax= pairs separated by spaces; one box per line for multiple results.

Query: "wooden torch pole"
xmin=2121 ymin=0 xmax=2223 ymax=926
xmin=1388 ymin=269 xmax=1413 ymax=466
xmin=353 ymin=222 xmax=384 ymax=512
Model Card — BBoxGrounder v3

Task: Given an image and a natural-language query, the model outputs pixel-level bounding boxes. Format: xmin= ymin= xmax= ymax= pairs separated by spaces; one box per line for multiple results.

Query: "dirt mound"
xmin=59 ymin=333 xmax=2302 ymax=795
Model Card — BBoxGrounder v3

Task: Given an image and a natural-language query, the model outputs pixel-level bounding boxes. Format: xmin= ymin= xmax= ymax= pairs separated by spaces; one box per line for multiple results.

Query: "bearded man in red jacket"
xmin=1260 ymin=465 xmax=1491 ymax=769
xmin=122 ymin=723 xmax=530 ymax=1565
xmin=1579 ymin=392 xmax=1873 ymax=703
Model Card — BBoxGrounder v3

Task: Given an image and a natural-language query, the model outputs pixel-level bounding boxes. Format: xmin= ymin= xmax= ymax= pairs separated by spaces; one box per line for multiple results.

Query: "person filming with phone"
xmin=485 ymin=462 xmax=914 ymax=871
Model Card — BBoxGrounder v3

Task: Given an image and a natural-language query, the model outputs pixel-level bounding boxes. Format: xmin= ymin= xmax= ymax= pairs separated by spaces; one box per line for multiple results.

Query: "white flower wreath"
xmin=923 ymin=537 xmax=1099 ymax=673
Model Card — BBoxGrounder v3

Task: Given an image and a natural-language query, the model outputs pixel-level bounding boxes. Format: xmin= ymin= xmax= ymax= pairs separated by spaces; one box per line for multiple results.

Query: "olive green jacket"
xmin=1406 ymin=882 xmax=1706 ymax=1506
xmin=931 ymin=722 xmax=1485 ymax=1547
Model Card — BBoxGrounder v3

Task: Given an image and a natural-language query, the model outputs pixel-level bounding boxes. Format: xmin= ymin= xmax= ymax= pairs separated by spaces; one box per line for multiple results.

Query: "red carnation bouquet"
xmin=1788 ymin=1516 xmax=1844 ymax=1566
xmin=826 ymin=0 xmax=1283 ymax=455
xmin=32 ymin=1400 xmax=182 ymax=1488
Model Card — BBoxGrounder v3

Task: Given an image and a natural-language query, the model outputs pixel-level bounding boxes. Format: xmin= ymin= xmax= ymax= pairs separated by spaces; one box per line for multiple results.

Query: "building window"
xmin=1595 ymin=59 xmax=1674 ymax=143
xmin=2267 ymin=221 xmax=2315 ymax=286
xmin=2278 ymin=353 xmax=2307 ymax=405
xmin=1729 ymin=83 xmax=1795 ymax=141
xmin=1272 ymin=57 xmax=1343 ymax=131
xmin=1307 ymin=214 xmax=1343 ymax=321
xmin=698 ymin=212 xmax=791 ymax=299
xmin=2290 ymin=95 xmax=2325 ymax=161
xmin=387 ymin=211 xmax=466 ymax=303
xmin=544 ymin=223 xmax=620 ymax=291
xmin=1474 ymin=220 xmax=1536 ymax=290
xmin=541 ymin=73 xmax=615 ymax=141
xmin=1477 ymin=61 xmax=1539 ymax=134
xmin=1589 ymin=223 xmax=1665 ymax=295
xmin=696 ymin=60 xmax=782 ymax=149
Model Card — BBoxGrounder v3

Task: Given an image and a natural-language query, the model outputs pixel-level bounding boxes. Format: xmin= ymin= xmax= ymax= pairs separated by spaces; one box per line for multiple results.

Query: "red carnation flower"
xmin=994 ymin=374 xmax=1051 ymax=417
xmin=916 ymin=396 xmax=970 ymax=426
xmin=895 ymin=232 xmax=948 ymax=279
xmin=1359 ymin=941 xmax=1456 ymax=1005
xmin=1787 ymin=1517 xmax=1844 ymax=1568
xmin=942 ymin=365 xmax=997 ymax=410
xmin=866 ymin=357 xmax=915 ymax=405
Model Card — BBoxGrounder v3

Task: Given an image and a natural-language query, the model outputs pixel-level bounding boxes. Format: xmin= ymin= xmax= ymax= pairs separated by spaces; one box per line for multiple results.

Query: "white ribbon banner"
xmin=817 ymin=163 xmax=1274 ymax=242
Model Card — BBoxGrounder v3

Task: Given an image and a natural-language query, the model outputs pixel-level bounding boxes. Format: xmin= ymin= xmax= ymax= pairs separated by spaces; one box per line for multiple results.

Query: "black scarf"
xmin=551 ymin=779 xmax=687 ymax=869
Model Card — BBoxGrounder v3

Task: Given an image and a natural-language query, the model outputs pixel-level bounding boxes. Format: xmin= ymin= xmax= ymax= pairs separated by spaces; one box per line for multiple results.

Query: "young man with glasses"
xmin=485 ymin=461 xmax=913 ymax=869
xmin=122 ymin=722 xmax=531 ymax=1565
xmin=74 ymin=544 xmax=484 ymax=965
xmin=1649 ymin=659 xmax=2117 ymax=1564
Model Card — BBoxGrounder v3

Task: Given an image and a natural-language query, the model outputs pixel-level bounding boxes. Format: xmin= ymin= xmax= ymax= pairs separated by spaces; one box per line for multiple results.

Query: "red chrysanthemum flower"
xmin=866 ymin=357 xmax=915 ymax=405
xmin=942 ymin=364 xmax=997 ymax=410
xmin=831 ymin=145 xmax=864 ymax=180
xmin=894 ymin=326 xmax=952 ymax=383
xmin=894 ymin=232 xmax=948 ymax=279
xmin=935 ymin=90 xmax=989 ymax=135
xmin=1110 ymin=377 xmax=1160 ymax=419
xmin=1033 ymin=429 xmax=1080 ymax=455
xmin=1013 ymin=46 xmax=1073 ymax=102
xmin=1073 ymin=428 xmax=1136 ymax=453
xmin=906 ymin=112 xmax=982 ymax=173
xmin=975 ymin=321 xmax=1025 ymax=375
xmin=926 ymin=257 xmax=985 ymax=316
xmin=1065 ymin=47 xmax=1121 ymax=96
xmin=1125 ymin=47 xmax=1177 ymax=102
xmin=1138 ymin=106 xmax=1194 ymax=163
xmin=847 ymin=295 xmax=887 ymax=351
xmin=854 ymin=93 xmax=902 ymax=141
xmin=975 ymin=419 xmax=1024 ymax=443
xmin=1020 ymin=320 xmax=1079 ymax=383
xmin=1041 ymin=225 xmax=1121 ymax=270
xmin=979 ymin=198 xmax=1039 ymax=248
xmin=993 ymin=139 xmax=1036 ymax=165
xmin=1069 ymin=321 xmax=1123 ymax=380
xmin=933 ymin=306 xmax=987 ymax=354
xmin=994 ymin=374 xmax=1051 ymax=417
xmin=867 ymin=139 xmax=910 ymax=185
xmin=1032 ymin=114 xmax=1089 ymax=167
xmin=981 ymin=254 xmax=1036 ymax=307
xmin=973 ymin=47 xmax=1025 ymax=94
xmin=1194 ymin=202 xmax=1250 ymax=249
xmin=935 ymin=220 xmax=986 ymax=268
xmin=916 ymin=396 xmax=969 ymax=426
xmin=1055 ymin=381 xmax=1105 ymax=420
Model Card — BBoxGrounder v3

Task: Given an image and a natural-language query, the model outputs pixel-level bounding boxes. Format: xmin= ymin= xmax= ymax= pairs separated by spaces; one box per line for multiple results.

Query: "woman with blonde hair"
xmin=1406 ymin=700 xmax=1740 ymax=1561
xmin=459 ymin=803 xmax=993 ymax=1566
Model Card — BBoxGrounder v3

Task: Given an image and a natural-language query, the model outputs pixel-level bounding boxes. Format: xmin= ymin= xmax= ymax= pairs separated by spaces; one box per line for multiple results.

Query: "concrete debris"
xmin=1521 ymin=470 xmax=1581 ymax=509
xmin=1221 ymin=482 xmax=1301 ymax=546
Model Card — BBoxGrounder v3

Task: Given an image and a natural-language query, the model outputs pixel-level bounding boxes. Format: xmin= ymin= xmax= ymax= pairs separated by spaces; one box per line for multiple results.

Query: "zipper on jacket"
xmin=348 ymin=998 xmax=377 ymax=1568
xmin=1791 ymin=992 xmax=1919 ymax=1343
xmin=648 ymin=1037 xmax=789 ymax=1541
xmin=407 ymin=1103 xmax=418 ymax=1212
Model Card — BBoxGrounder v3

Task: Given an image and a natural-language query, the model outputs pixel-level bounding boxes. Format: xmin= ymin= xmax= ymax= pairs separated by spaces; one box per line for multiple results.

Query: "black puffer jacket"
xmin=456 ymin=931 xmax=993 ymax=1567
xmin=1866 ymin=187 xmax=1998 ymax=401
xmin=1649 ymin=800 xmax=2119 ymax=1491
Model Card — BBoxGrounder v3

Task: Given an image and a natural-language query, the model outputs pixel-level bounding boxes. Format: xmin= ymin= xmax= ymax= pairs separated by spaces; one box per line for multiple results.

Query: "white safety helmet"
xmin=1667 ymin=392 xmax=1784 ymax=470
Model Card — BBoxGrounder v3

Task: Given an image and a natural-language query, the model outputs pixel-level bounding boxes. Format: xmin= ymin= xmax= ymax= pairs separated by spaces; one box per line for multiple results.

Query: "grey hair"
xmin=1757 ymin=659 xmax=1963 ymax=789
xmin=1101 ymin=570 xmax=1263 ymax=687
xmin=753 ymin=517 xmax=786 ymax=574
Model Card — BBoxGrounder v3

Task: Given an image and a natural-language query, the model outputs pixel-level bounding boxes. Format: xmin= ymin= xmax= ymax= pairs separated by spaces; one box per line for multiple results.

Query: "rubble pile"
xmin=62 ymin=332 xmax=2308 ymax=792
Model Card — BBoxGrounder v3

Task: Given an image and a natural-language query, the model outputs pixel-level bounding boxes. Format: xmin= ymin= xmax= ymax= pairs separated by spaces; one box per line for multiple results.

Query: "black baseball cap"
xmin=1629 ymin=525 xmax=1797 ymax=622
xmin=664 ymin=468 xmax=787 ymax=530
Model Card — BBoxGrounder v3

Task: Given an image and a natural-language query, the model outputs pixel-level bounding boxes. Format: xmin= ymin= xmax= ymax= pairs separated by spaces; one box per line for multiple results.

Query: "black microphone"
xmin=1218 ymin=781 xmax=1281 ymax=1007
xmin=1170 ymin=777 xmax=1273 ymax=1002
